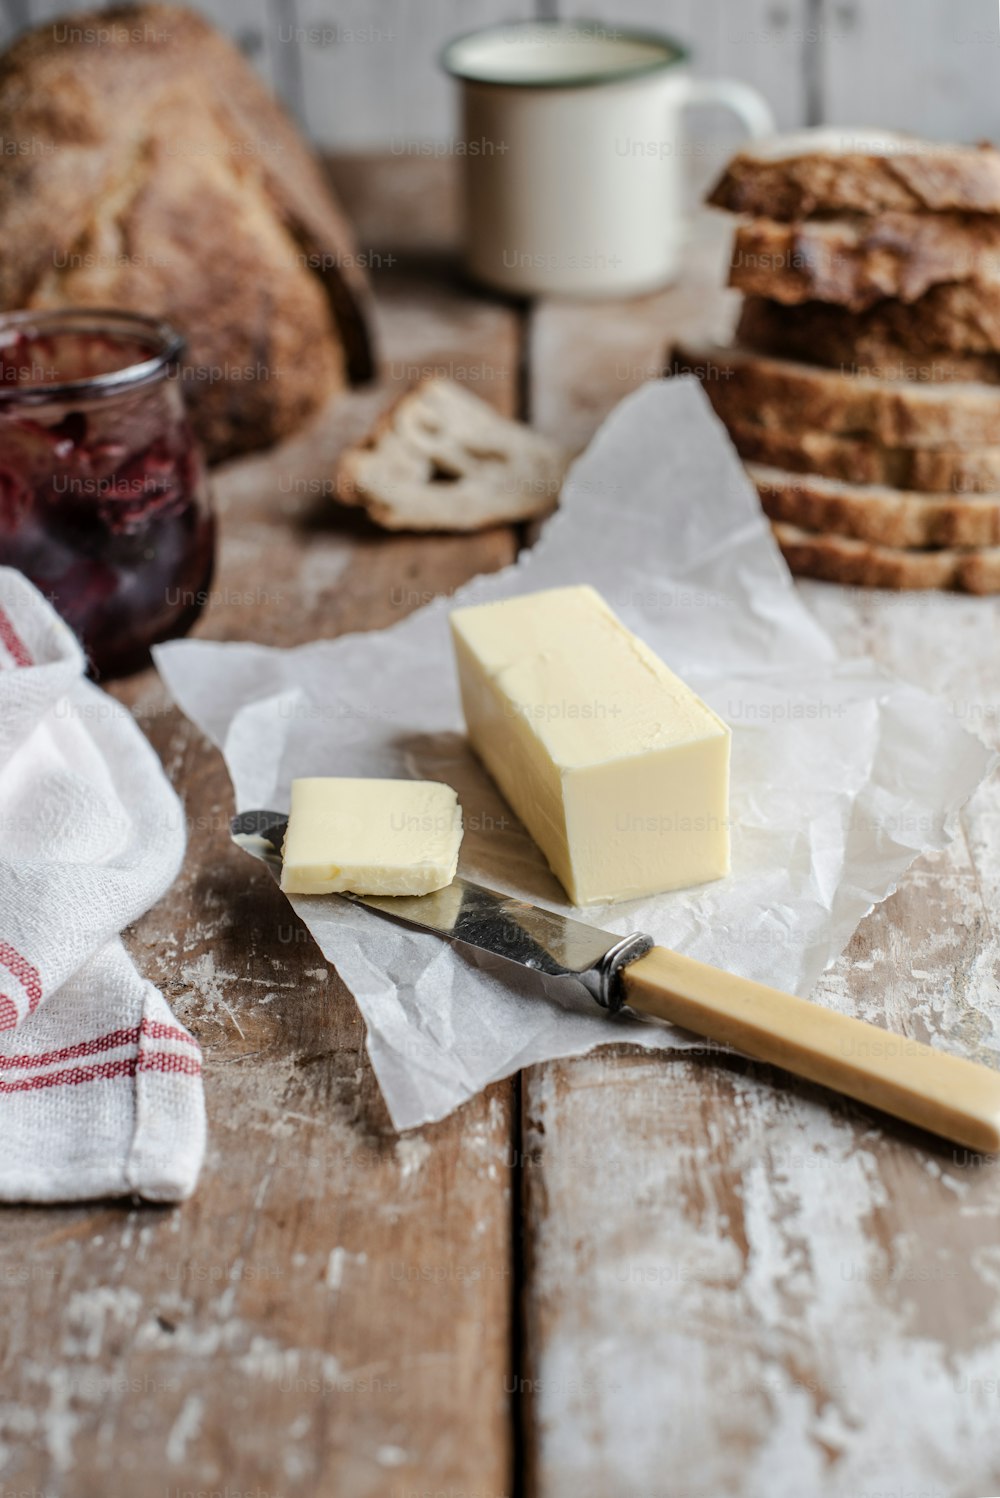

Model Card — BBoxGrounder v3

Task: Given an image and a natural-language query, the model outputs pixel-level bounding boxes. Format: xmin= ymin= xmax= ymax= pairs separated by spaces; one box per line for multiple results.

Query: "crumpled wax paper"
xmin=155 ymin=379 xmax=995 ymax=1130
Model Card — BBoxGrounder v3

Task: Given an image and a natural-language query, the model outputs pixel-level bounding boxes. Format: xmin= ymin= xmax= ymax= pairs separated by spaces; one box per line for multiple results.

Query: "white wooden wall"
xmin=1 ymin=0 xmax=999 ymax=147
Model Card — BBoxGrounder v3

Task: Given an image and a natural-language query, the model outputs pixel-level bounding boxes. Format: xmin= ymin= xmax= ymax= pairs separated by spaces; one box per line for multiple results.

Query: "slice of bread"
xmin=727 ymin=416 xmax=1000 ymax=494
xmin=737 ymin=297 xmax=1000 ymax=382
xmin=709 ymin=128 xmax=1000 ymax=220
xmin=750 ymin=463 xmax=1000 ymax=547
xmin=741 ymin=285 xmax=1000 ymax=359
xmin=772 ymin=520 xmax=1000 ymax=593
xmin=335 ymin=378 xmax=568 ymax=532
xmin=673 ymin=341 xmax=1000 ymax=448
xmin=730 ymin=215 xmax=1000 ymax=311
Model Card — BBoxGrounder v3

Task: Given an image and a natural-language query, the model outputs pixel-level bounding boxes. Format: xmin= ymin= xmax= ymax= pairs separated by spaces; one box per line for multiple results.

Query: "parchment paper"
xmin=155 ymin=380 xmax=995 ymax=1130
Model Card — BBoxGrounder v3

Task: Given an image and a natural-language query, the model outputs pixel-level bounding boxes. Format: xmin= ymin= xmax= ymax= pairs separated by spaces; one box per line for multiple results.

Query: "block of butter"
xmin=280 ymin=778 xmax=463 ymax=896
xmin=450 ymin=585 xmax=730 ymax=905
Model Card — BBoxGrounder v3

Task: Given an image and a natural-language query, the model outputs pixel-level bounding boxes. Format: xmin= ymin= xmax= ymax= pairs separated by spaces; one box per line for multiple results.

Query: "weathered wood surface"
xmin=522 ymin=218 xmax=1000 ymax=1496
xmin=819 ymin=0 xmax=1000 ymax=143
xmin=0 ymin=169 xmax=519 ymax=1498
xmin=2 ymin=158 xmax=1000 ymax=1498
xmin=556 ymin=0 xmax=812 ymax=136
xmin=6 ymin=0 xmax=1000 ymax=151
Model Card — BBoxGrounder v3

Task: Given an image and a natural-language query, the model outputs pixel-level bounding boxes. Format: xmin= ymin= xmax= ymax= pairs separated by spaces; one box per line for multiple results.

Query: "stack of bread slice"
xmin=675 ymin=129 xmax=1000 ymax=592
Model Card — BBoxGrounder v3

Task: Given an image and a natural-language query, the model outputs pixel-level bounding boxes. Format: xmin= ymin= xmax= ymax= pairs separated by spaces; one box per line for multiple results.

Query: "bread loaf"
xmin=0 ymin=4 xmax=375 ymax=463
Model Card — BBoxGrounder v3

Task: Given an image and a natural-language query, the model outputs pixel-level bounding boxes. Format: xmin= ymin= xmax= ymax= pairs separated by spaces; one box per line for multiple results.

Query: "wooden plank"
xmin=819 ymin=0 xmax=1000 ymax=143
xmin=0 ymin=165 xmax=520 ymax=1498
xmin=10 ymin=0 xmax=1000 ymax=152
xmin=522 ymin=213 xmax=1000 ymax=1496
xmin=0 ymin=0 xmax=528 ymax=140
xmin=522 ymin=1048 xmax=1000 ymax=1496
xmin=0 ymin=0 xmax=37 ymax=48
xmin=193 ymin=0 xmax=279 ymax=88
xmin=554 ymin=0 xmax=811 ymax=195
xmin=291 ymin=0 xmax=537 ymax=150
xmin=327 ymin=153 xmax=459 ymax=255
xmin=0 ymin=0 xmax=112 ymax=48
xmin=552 ymin=0 xmax=813 ymax=124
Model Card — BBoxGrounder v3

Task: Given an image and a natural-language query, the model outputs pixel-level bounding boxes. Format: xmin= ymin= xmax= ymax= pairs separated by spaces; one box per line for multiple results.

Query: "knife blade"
xmin=230 ymin=808 xmax=652 ymax=1007
xmin=231 ymin=808 xmax=1000 ymax=1151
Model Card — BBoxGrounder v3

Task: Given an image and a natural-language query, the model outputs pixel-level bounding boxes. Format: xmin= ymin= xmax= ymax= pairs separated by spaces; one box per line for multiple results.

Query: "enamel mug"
xmin=442 ymin=20 xmax=776 ymax=296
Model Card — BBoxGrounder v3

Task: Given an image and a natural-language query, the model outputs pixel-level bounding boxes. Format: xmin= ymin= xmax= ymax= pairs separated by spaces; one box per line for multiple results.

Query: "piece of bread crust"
xmin=673 ymin=341 xmax=1000 ymax=448
xmin=730 ymin=214 xmax=1000 ymax=311
xmin=335 ymin=378 xmax=568 ymax=532
xmin=737 ymin=297 xmax=1000 ymax=382
xmin=709 ymin=128 xmax=1000 ymax=220
xmin=750 ymin=463 xmax=1000 ymax=548
xmin=772 ymin=520 xmax=1000 ymax=594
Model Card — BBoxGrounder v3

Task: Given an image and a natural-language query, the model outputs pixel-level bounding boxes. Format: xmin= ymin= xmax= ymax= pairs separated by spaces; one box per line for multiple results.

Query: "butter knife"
xmin=232 ymin=809 xmax=1000 ymax=1152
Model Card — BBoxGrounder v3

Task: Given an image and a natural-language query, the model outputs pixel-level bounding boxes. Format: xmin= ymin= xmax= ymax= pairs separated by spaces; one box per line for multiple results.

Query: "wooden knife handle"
xmin=622 ymin=945 xmax=1000 ymax=1152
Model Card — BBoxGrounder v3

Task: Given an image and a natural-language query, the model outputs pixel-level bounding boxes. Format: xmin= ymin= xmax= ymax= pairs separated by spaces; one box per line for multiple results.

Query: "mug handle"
xmin=668 ymin=75 xmax=776 ymax=140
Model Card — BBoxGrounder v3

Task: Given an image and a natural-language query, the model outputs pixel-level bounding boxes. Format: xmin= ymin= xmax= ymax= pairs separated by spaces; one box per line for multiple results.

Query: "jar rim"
xmin=0 ymin=308 xmax=186 ymax=407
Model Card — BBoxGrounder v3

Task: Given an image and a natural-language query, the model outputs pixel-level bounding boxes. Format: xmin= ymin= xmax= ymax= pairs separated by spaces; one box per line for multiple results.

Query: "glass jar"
xmin=0 ymin=308 xmax=215 ymax=679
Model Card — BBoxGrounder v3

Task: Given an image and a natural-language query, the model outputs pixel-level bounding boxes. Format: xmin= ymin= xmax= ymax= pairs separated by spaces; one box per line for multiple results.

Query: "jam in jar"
xmin=0 ymin=309 xmax=215 ymax=678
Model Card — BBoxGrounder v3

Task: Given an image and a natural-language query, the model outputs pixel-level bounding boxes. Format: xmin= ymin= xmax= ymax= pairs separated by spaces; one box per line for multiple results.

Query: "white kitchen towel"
xmin=0 ymin=567 xmax=205 ymax=1202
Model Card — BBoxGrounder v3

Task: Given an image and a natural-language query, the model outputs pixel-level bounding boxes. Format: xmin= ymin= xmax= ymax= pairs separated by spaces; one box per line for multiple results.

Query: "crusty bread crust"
xmin=772 ymin=520 xmax=1000 ymax=594
xmin=726 ymin=416 xmax=1000 ymax=494
xmin=751 ymin=463 xmax=1000 ymax=548
xmin=730 ymin=215 xmax=1000 ymax=311
xmin=0 ymin=4 xmax=376 ymax=463
xmin=736 ymin=297 xmax=1000 ymax=382
xmin=710 ymin=132 xmax=1000 ymax=220
xmin=673 ymin=341 xmax=1000 ymax=448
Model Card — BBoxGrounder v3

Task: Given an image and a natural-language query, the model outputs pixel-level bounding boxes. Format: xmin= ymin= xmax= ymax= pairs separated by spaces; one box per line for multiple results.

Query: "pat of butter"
xmin=450 ymin=585 xmax=730 ymax=905
xmin=280 ymin=778 xmax=463 ymax=896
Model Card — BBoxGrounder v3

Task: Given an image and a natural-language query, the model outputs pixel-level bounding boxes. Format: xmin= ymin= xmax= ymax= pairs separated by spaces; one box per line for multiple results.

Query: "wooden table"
xmin=3 ymin=157 xmax=1000 ymax=1498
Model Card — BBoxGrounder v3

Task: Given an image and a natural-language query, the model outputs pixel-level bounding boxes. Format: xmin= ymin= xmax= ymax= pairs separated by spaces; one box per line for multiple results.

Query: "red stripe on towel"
xmin=138 ymin=1051 xmax=202 ymax=1078
xmin=0 ymin=1024 xmax=141 ymax=1069
xmin=0 ymin=607 xmax=33 ymax=668
xmin=0 ymin=943 xmax=42 ymax=1013
xmin=0 ymin=1019 xmax=201 ymax=1072
xmin=140 ymin=1017 xmax=200 ymax=1048
xmin=0 ymin=1056 xmax=138 ymax=1093
xmin=0 ymin=1048 xmax=202 ymax=1093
